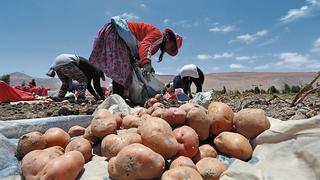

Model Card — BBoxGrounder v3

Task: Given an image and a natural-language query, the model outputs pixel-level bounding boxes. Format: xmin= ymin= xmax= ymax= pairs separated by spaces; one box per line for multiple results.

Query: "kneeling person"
xmin=46 ymin=54 xmax=105 ymax=103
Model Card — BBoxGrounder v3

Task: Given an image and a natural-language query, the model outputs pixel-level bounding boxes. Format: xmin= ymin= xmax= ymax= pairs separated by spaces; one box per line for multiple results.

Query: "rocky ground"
xmin=0 ymin=92 xmax=319 ymax=121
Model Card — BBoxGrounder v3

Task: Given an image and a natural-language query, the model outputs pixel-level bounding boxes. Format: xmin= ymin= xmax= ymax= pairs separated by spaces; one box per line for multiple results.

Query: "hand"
xmin=142 ymin=63 xmax=155 ymax=81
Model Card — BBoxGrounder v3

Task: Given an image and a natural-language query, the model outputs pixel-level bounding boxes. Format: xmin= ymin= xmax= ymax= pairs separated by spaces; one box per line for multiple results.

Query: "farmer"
xmin=173 ymin=64 xmax=205 ymax=98
xmin=46 ymin=54 xmax=106 ymax=103
xmin=89 ymin=17 xmax=183 ymax=98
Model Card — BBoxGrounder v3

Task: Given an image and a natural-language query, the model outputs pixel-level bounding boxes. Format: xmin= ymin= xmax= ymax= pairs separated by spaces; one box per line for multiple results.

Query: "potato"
xmin=68 ymin=125 xmax=85 ymax=137
xmin=90 ymin=115 xmax=117 ymax=138
xmin=214 ymin=132 xmax=253 ymax=161
xmin=82 ymin=125 xmax=100 ymax=145
xmin=151 ymin=108 xmax=166 ymax=118
xmin=140 ymin=114 xmax=152 ymax=121
xmin=208 ymin=102 xmax=234 ymax=135
xmin=117 ymin=128 xmax=138 ymax=135
xmin=139 ymin=117 xmax=179 ymax=159
xmin=16 ymin=131 xmax=47 ymax=158
xmin=121 ymin=115 xmax=142 ymax=129
xmin=113 ymin=112 xmax=124 ymax=130
xmin=22 ymin=146 xmax=64 ymax=180
xmin=101 ymin=133 xmax=142 ymax=159
xmin=161 ymin=108 xmax=187 ymax=128
xmin=192 ymin=144 xmax=218 ymax=163
xmin=144 ymin=97 xmax=158 ymax=108
xmin=43 ymin=128 xmax=70 ymax=149
xmin=39 ymin=151 xmax=85 ymax=180
xmin=136 ymin=107 xmax=149 ymax=117
xmin=170 ymin=156 xmax=196 ymax=169
xmin=155 ymin=94 xmax=163 ymax=101
xmin=196 ymin=157 xmax=227 ymax=180
xmin=186 ymin=107 xmax=211 ymax=141
xmin=152 ymin=102 xmax=165 ymax=109
xmin=180 ymin=103 xmax=207 ymax=113
xmin=65 ymin=137 xmax=92 ymax=163
xmin=108 ymin=143 xmax=165 ymax=180
xmin=233 ymin=108 xmax=270 ymax=139
xmin=162 ymin=166 xmax=203 ymax=180
xmin=173 ymin=125 xmax=199 ymax=158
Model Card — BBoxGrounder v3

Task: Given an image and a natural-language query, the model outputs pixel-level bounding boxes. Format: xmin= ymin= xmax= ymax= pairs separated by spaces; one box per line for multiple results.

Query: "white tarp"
xmin=220 ymin=116 xmax=320 ymax=180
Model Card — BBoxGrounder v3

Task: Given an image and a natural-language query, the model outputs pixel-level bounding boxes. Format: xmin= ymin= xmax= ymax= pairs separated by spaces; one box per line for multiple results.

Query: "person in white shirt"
xmin=173 ymin=64 xmax=204 ymax=98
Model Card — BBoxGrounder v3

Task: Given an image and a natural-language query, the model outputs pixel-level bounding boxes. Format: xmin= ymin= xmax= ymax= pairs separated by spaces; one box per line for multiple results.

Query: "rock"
xmin=58 ymin=105 xmax=79 ymax=115
xmin=289 ymin=111 xmax=307 ymax=120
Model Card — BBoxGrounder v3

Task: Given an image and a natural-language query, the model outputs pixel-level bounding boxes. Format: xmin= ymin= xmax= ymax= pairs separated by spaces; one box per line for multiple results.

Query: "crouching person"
xmin=46 ymin=54 xmax=105 ymax=103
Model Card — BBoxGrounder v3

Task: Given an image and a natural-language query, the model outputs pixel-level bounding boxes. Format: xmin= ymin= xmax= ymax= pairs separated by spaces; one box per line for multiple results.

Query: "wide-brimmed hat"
xmin=164 ymin=28 xmax=183 ymax=56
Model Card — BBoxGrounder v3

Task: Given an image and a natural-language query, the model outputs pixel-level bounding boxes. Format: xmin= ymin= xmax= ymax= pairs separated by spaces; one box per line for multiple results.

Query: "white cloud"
xmin=276 ymin=52 xmax=320 ymax=70
xmin=232 ymin=29 xmax=268 ymax=43
xmin=229 ymin=64 xmax=246 ymax=69
xmin=213 ymin=52 xmax=233 ymax=59
xmin=140 ymin=4 xmax=146 ymax=8
xmin=235 ymin=56 xmax=256 ymax=61
xmin=279 ymin=52 xmax=311 ymax=64
xmin=118 ymin=13 xmax=139 ymax=21
xmin=197 ymin=54 xmax=212 ymax=60
xmin=209 ymin=25 xmax=235 ymax=33
xmin=254 ymin=64 xmax=270 ymax=70
xmin=280 ymin=0 xmax=320 ymax=23
xmin=163 ymin=19 xmax=169 ymax=24
xmin=196 ymin=52 xmax=233 ymax=60
xmin=311 ymin=37 xmax=320 ymax=52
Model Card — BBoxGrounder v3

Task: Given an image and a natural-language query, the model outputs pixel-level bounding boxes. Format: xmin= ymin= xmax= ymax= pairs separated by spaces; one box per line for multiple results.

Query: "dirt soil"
xmin=0 ymin=93 xmax=319 ymax=121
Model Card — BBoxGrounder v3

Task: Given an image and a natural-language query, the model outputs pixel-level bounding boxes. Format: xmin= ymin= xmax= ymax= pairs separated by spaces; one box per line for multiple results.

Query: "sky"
xmin=1 ymin=0 xmax=320 ymax=77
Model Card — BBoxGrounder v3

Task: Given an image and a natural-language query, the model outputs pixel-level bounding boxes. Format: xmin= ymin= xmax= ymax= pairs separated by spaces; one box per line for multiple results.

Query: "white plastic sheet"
xmin=220 ymin=115 xmax=320 ymax=180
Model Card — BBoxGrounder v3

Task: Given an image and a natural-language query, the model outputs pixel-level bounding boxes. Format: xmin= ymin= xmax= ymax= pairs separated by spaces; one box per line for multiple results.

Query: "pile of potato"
xmin=17 ymin=94 xmax=271 ymax=180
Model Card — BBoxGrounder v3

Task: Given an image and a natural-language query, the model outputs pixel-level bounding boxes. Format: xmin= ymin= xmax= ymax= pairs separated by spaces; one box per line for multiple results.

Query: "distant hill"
xmin=5 ymin=71 xmax=319 ymax=92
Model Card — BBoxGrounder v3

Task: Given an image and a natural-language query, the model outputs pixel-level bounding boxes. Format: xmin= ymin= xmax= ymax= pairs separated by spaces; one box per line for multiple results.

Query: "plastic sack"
xmin=128 ymin=64 xmax=164 ymax=106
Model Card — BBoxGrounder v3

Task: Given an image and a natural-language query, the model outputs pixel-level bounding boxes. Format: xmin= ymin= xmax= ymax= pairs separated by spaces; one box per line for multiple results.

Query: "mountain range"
xmin=5 ymin=71 xmax=319 ymax=92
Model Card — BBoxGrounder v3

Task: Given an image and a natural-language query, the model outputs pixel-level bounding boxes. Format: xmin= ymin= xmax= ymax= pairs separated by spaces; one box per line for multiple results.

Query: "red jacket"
xmin=127 ymin=22 xmax=163 ymax=66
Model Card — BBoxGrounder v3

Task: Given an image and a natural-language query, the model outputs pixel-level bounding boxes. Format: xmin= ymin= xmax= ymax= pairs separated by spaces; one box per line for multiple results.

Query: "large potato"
xmin=162 ymin=166 xmax=203 ymax=180
xmin=113 ymin=112 xmax=124 ymax=130
xmin=43 ymin=128 xmax=70 ymax=149
xmin=161 ymin=107 xmax=187 ymax=128
xmin=101 ymin=133 xmax=142 ymax=159
xmin=90 ymin=114 xmax=117 ymax=138
xmin=16 ymin=131 xmax=47 ymax=158
xmin=208 ymin=102 xmax=234 ymax=135
xmin=68 ymin=125 xmax=85 ymax=137
xmin=170 ymin=156 xmax=196 ymax=169
xmin=39 ymin=151 xmax=85 ymax=180
xmin=186 ymin=107 xmax=210 ymax=141
xmin=139 ymin=117 xmax=179 ymax=159
xmin=192 ymin=144 xmax=218 ymax=163
xmin=233 ymin=108 xmax=270 ymax=139
xmin=214 ymin=132 xmax=253 ymax=161
xmin=22 ymin=146 xmax=64 ymax=180
xmin=108 ymin=143 xmax=165 ymax=180
xmin=173 ymin=125 xmax=199 ymax=158
xmin=121 ymin=115 xmax=142 ymax=129
xmin=196 ymin=157 xmax=227 ymax=180
xmin=65 ymin=137 xmax=92 ymax=163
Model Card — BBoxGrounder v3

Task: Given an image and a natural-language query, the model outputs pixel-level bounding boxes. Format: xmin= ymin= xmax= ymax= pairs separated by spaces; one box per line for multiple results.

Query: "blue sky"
xmin=1 ymin=0 xmax=320 ymax=77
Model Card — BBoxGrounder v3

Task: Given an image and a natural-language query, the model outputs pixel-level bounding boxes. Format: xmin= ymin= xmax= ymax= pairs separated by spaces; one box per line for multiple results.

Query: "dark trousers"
xmin=112 ymin=81 xmax=125 ymax=98
xmin=182 ymin=67 xmax=205 ymax=98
